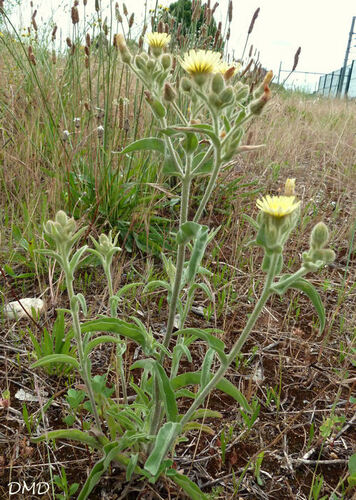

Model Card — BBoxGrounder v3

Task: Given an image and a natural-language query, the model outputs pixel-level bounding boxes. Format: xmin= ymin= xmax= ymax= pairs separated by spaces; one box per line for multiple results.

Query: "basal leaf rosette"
xmin=179 ymin=49 xmax=222 ymax=86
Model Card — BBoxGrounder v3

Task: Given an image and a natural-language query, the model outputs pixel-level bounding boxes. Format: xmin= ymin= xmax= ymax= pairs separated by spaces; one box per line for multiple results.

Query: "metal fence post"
xmin=345 ymin=60 xmax=354 ymax=96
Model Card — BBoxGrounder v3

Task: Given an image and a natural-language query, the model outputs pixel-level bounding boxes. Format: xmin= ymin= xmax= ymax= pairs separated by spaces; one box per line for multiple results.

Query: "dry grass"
xmin=0 ymin=12 xmax=355 ymax=500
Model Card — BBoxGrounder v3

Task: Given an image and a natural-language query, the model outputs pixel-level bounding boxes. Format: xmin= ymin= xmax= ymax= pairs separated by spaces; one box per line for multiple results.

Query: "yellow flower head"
xmin=146 ymin=32 xmax=171 ymax=48
xmin=179 ymin=49 xmax=222 ymax=76
xmin=256 ymin=195 xmax=300 ymax=218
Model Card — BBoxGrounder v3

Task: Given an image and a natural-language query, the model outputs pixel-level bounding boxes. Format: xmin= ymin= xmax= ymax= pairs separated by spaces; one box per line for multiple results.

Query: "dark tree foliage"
xmin=168 ymin=0 xmax=217 ymax=38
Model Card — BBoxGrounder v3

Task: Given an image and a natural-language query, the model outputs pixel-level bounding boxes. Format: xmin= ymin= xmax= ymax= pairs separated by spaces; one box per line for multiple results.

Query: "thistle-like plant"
xmin=30 ymin=35 xmax=335 ymax=500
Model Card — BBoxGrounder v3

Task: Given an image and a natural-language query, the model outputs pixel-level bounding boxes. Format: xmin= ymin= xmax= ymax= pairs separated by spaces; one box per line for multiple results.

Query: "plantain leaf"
xmin=120 ymin=138 xmax=165 ymax=155
xmin=31 ymin=354 xmax=79 ymax=370
xmin=145 ymin=422 xmax=182 ymax=476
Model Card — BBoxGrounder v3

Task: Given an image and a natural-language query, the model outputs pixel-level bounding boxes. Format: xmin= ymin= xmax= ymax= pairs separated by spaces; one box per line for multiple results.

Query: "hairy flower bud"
xmin=163 ymin=82 xmax=176 ymax=103
xmin=211 ymin=72 xmax=224 ymax=94
xmin=311 ymin=222 xmax=329 ymax=248
xmin=249 ymin=84 xmax=271 ymax=115
xmin=161 ymin=54 xmax=172 ymax=70
xmin=220 ymin=87 xmax=234 ymax=104
xmin=181 ymin=77 xmax=193 ymax=93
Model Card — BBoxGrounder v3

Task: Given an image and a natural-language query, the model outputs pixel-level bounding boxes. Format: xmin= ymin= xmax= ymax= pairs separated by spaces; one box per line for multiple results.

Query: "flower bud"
xmin=161 ymin=53 xmax=171 ymax=70
xmin=249 ymin=84 xmax=271 ymax=115
xmin=134 ymin=54 xmax=146 ymax=70
xmin=235 ymin=82 xmax=249 ymax=101
xmin=311 ymin=222 xmax=329 ymax=248
xmin=220 ymin=87 xmax=234 ymax=104
xmin=144 ymin=91 xmax=166 ymax=118
xmin=181 ymin=77 xmax=193 ymax=93
xmin=284 ymin=178 xmax=296 ymax=196
xmin=211 ymin=72 xmax=224 ymax=94
xmin=163 ymin=82 xmax=176 ymax=103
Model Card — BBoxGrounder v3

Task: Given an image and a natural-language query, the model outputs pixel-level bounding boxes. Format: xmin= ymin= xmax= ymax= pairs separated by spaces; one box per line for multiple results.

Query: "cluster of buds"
xmin=302 ymin=223 xmax=335 ymax=270
xmin=209 ymin=72 xmax=234 ymax=110
xmin=44 ymin=210 xmax=85 ymax=258
xmin=89 ymin=232 xmax=121 ymax=271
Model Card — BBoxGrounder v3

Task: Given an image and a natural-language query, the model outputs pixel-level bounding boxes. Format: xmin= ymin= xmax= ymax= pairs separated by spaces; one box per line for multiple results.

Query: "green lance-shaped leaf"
xmin=172 ymin=372 xmax=252 ymax=413
xmin=166 ymin=469 xmax=209 ymax=500
xmin=84 ymin=335 xmax=124 ymax=358
xmin=154 ymin=363 xmax=179 ymax=422
xmin=162 ymin=155 xmax=183 ymax=178
xmin=120 ymin=137 xmax=165 ymax=155
xmin=172 ymin=124 xmax=220 ymax=149
xmin=79 ymin=317 xmax=148 ymax=351
xmin=184 ymin=225 xmax=209 ymax=286
xmin=191 ymin=151 xmax=214 ymax=177
xmin=200 ymin=348 xmax=216 ymax=390
xmin=31 ymin=354 xmax=80 ymax=370
xmin=31 ymin=429 xmax=104 ymax=449
xmin=174 ymin=328 xmax=227 ymax=364
xmin=272 ymin=277 xmax=326 ymax=333
xmin=290 ymin=278 xmax=326 ymax=332
xmin=77 ymin=442 xmax=122 ymax=500
xmin=144 ymin=422 xmax=182 ymax=476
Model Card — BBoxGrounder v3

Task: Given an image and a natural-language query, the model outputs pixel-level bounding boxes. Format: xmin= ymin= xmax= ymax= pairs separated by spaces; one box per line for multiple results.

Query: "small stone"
xmin=4 ymin=298 xmax=44 ymax=320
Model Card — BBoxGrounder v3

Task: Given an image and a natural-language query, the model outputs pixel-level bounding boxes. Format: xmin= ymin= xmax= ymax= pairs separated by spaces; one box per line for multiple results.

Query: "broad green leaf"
xmin=162 ymin=156 xmax=183 ymax=177
xmin=166 ymin=470 xmax=209 ymax=500
xmin=145 ymin=422 xmax=182 ymax=476
xmin=273 ymin=277 xmax=326 ymax=332
xmin=200 ymin=348 xmax=215 ymax=390
xmin=172 ymin=124 xmax=220 ymax=149
xmin=79 ymin=318 xmax=147 ymax=350
xmin=120 ymin=137 xmax=165 ymax=155
xmin=348 ymin=453 xmax=356 ymax=475
xmin=84 ymin=335 xmax=123 ymax=358
xmin=126 ymin=453 xmax=139 ymax=481
xmin=174 ymin=328 xmax=227 ymax=364
xmin=154 ymin=364 xmax=178 ymax=422
xmin=31 ymin=354 xmax=79 ymax=370
xmin=182 ymin=422 xmax=215 ymax=435
xmin=176 ymin=221 xmax=203 ymax=245
xmin=77 ymin=442 xmax=121 ymax=500
xmin=184 ymin=226 xmax=209 ymax=285
xmin=31 ymin=429 xmax=103 ymax=449
xmin=172 ymin=372 xmax=251 ymax=412
xmin=190 ymin=409 xmax=223 ymax=420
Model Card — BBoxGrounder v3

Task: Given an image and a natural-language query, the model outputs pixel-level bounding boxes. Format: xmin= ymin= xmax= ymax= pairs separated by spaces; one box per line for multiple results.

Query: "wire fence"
xmin=317 ymin=61 xmax=356 ymax=98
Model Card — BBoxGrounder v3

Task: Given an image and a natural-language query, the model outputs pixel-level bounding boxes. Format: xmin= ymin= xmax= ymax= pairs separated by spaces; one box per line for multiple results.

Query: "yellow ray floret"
xmin=146 ymin=32 xmax=171 ymax=48
xmin=256 ymin=195 xmax=301 ymax=217
xmin=179 ymin=49 xmax=222 ymax=75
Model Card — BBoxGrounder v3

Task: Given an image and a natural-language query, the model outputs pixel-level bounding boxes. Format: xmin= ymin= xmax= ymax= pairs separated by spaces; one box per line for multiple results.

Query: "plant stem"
xmin=193 ymin=143 xmax=221 ymax=223
xmin=64 ymin=265 xmax=102 ymax=431
xmin=179 ymin=252 xmax=280 ymax=429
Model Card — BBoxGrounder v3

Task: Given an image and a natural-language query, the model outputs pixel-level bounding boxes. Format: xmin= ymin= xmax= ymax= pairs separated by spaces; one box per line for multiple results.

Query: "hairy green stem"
xmin=193 ymin=143 xmax=221 ymax=223
xmin=64 ymin=263 xmax=102 ymax=431
xmin=179 ymin=252 xmax=280 ymax=429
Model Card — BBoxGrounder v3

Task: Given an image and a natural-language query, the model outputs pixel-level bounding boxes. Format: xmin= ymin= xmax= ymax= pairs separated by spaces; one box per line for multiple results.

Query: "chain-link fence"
xmin=317 ymin=61 xmax=356 ymax=98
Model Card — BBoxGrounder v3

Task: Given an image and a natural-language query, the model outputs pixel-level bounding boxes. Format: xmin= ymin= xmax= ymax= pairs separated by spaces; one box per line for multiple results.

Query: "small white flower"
xmin=97 ymin=125 xmax=104 ymax=137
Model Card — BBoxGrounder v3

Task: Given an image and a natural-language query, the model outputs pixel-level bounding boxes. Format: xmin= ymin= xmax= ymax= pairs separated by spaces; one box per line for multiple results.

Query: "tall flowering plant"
xmin=31 ymin=34 xmax=335 ymax=499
